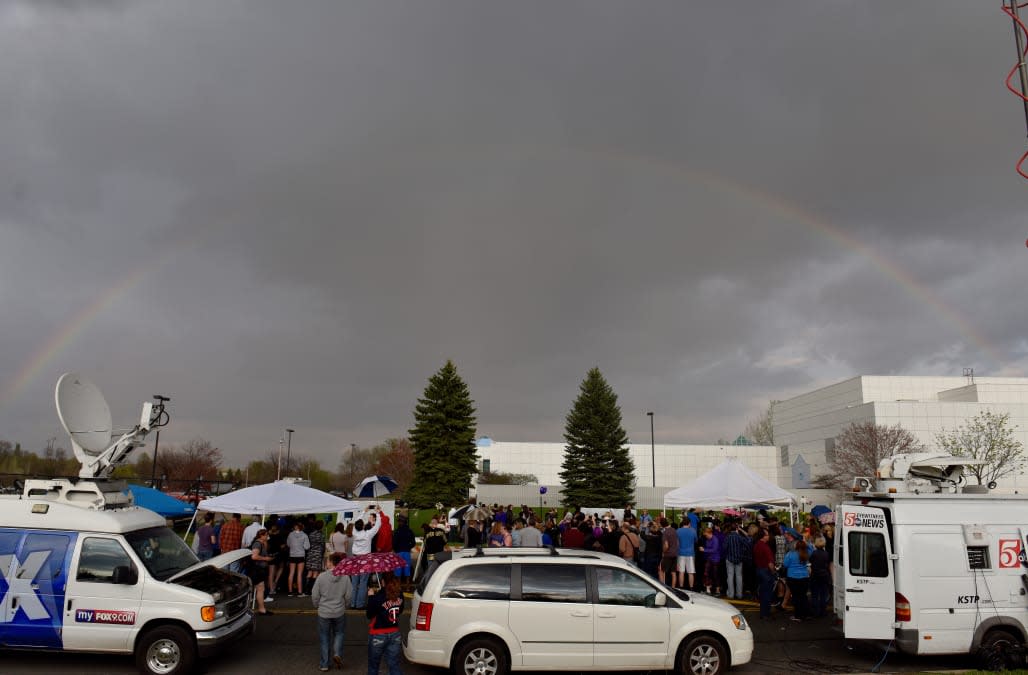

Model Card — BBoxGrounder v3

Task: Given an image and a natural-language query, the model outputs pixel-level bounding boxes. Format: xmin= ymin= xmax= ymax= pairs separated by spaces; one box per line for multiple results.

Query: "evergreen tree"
xmin=559 ymin=367 xmax=635 ymax=506
xmin=406 ymin=360 xmax=478 ymax=507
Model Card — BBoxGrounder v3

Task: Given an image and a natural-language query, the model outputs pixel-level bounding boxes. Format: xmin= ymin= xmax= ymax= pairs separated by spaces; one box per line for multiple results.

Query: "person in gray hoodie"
xmin=311 ymin=552 xmax=353 ymax=671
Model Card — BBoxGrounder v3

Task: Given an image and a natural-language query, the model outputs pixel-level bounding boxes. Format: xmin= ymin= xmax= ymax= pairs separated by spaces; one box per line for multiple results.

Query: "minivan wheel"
xmin=454 ymin=638 xmax=509 ymax=675
xmin=679 ymin=634 xmax=727 ymax=675
xmin=135 ymin=625 xmax=196 ymax=675
xmin=979 ymin=628 xmax=1025 ymax=670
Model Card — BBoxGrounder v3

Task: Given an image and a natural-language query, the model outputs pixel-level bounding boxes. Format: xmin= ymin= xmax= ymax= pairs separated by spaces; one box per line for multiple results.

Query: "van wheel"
xmin=678 ymin=634 xmax=727 ymax=675
xmin=979 ymin=628 xmax=1025 ymax=671
xmin=135 ymin=625 xmax=197 ymax=675
xmin=454 ymin=638 xmax=508 ymax=675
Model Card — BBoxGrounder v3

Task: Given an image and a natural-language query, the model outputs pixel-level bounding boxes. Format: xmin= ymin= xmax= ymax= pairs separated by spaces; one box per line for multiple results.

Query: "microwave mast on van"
xmin=853 ymin=452 xmax=988 ymax=495
xmin=55 ymin=372 xmax=164 ymax=479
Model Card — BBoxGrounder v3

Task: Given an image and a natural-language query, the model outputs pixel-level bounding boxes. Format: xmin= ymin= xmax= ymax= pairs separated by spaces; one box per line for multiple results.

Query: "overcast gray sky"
xmin=1 ymin=1 xmax=1026 ymax=470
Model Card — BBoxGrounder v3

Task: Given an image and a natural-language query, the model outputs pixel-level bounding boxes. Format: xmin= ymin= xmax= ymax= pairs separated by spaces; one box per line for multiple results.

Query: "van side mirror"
xmin=112 ymin=565 xmax=138 ymax=585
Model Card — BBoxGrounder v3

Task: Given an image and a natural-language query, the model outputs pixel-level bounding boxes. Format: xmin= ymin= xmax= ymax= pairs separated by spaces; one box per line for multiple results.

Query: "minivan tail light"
xmin=415 ymin=602 xmax=433 ymax=631
xmin=895 ymin=592 xmax=911 ymax=622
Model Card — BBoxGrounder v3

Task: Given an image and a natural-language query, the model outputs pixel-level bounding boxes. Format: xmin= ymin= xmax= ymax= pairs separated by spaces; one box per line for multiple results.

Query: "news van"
xmin=0 ymin=374 xmax=253 ymax=675
xmin=835 ymin=452 xmax=1028 ymax=669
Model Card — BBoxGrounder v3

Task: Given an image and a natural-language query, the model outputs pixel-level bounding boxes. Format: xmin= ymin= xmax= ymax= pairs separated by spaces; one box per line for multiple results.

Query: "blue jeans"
xmin=725 ymin=560 xmax=743 ymax=599
xmin=396 ymin=552 xmax=412 ymax=578
xmin=353 ymin=573 xmax=370 ymax=608
xmin=756 ymin=568 xmax=775 ymax=618
xmin=368 ymin=631 xmax=402 ymax=675
xmin=318 ymin=615 xmax=346 ymax=669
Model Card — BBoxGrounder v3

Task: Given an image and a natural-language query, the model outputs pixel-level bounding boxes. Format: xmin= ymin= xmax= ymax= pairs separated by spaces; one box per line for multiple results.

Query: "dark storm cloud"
xmin=1 ymin=1 xmax=1025 ymax=467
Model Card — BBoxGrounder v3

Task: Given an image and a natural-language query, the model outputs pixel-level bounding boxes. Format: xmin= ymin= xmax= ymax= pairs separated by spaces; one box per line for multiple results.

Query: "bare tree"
xmin=157 ymin=438 xmax=223 ymax=484
xmin=371 ymin=438 xmax=414 ymax=490
xmin=811 ymin=421 xmax=922 ymax=489
xmin=338 ymin=444 xmax=388 ymax=493
xmin=743 ymin=401 xmax=775 ymax=446
xmin=937 ymin=411 xmax=1024 ymax=485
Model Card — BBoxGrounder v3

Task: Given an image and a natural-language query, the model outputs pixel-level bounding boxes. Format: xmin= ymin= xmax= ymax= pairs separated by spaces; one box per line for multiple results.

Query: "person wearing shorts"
xmin=676 ymin=519 xmax=697 ymax=590
xmin=250 ymin=529 xmax=274 ymax=615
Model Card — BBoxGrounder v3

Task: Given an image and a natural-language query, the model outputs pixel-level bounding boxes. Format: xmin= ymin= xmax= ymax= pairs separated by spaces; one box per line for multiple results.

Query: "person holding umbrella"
xmin=312 ymin=552 xmax=352 ymax=671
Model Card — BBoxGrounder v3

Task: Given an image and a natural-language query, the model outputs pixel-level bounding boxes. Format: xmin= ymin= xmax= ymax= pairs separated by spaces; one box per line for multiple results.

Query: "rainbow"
xmin=0 ymin=145 xmax=1014 ymax=408
xmin=0 ymin=262 xmax=153 ymax=408
xmin=490 ymin=142 xmax=1009 ymax=370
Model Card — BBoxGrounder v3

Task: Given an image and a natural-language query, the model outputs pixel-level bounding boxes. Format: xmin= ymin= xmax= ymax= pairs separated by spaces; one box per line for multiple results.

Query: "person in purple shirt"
xmin=698 ymin=528 xmax=722 ymax=595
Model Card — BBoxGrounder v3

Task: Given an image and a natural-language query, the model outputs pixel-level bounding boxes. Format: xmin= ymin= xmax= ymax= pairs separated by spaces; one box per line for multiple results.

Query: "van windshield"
xmin=125 ymin=526 xmax=199 ymax=581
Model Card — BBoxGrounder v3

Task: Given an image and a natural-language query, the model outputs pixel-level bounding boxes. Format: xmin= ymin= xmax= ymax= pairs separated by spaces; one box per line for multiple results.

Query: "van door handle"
xmin=846 ymin=588 xmax=864 ymax=593
xmin=596 ymin=611 xmax=616 ymax=619
xmin=569 ymin=610 xmax=590 ymax=617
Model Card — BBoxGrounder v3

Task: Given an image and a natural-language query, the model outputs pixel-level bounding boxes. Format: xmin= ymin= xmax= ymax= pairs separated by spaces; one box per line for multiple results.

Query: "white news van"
xmin=835 ymin=452 xmax=1028 ymax=670
xmin=0 ymin=374 xmax=254 ymax=675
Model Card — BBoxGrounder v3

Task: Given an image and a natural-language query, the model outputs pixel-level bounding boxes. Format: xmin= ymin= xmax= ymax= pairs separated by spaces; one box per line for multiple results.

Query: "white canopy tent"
xmin=185 ymin=480 xmax=364 ymax=538
xmin=663 ymin=458 xmax=798 ymax=524
xmin=196 ymin=480 xmax=363 ymax=516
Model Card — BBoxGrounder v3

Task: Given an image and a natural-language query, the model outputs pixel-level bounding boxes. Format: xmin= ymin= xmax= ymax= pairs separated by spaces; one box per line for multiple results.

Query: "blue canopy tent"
xmin=128 ymin=484 xmax=196 ymax=519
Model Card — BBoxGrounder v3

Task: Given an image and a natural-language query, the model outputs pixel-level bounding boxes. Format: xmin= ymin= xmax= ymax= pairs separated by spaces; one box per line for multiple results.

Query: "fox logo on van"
xmin=843 ymin=512 xmax=885 ymax=529
xmin=75 ymin=609 xmax=136 ymax=625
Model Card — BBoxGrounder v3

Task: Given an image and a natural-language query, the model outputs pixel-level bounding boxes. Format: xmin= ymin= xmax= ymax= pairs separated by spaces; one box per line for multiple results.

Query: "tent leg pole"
xmin=183 ymin=511 xmax=199 ymax=544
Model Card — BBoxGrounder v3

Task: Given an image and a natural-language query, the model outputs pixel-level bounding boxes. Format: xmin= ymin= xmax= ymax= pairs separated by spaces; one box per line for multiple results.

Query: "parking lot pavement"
xmin=723 ymin=596 xmax=977 ymax=673
xmin=0 ymin=593 xmax=981 ymax=674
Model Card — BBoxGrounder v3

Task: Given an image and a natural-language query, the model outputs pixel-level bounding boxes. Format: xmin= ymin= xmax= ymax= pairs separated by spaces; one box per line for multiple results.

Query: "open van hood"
xmin=167 ymin=548 xmax=252 ymax=583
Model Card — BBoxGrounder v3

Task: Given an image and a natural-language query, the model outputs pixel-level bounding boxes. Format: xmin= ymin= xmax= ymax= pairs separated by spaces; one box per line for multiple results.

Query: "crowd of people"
xmin=450 ymin=503 xmax=835 ymax=624
xmin=195 ymin=502 xmax=833 ymax=673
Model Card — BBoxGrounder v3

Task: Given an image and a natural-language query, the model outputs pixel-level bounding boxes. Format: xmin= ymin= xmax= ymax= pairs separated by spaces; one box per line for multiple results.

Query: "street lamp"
xmin=148 ymin=395 xmax=170 ymax=489
xmin=277 ymin=437 xmax=284 ymax=480
xmin=285 ymin=428 xmax=295 ymax=475
xmin=647 ymin=412 xmax=655 ymax=488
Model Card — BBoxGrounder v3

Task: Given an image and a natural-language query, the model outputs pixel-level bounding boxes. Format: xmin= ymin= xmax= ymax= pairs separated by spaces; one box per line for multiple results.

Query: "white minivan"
xmin=0 ymin=494 xmax=253 ymax=675
xmin=404 ymin=547 xmax=752 ymax=675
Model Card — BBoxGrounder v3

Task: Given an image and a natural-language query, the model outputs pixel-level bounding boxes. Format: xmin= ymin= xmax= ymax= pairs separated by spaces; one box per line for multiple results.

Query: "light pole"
xmin=277 ymin=437 xmax=284 ymax=480
xmin=349 ymin=443 xmax=358 ymax=493
xmin=285 ymin=428 xmax=295 ymax=475
xmin=148 ymin=395 xmax=170 ymax=488
xmin=647 ymin=412 xmax=655 ymax=488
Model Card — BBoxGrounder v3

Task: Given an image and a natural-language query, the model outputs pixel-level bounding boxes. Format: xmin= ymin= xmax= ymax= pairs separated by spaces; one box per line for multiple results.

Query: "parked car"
xmin=404 ymin=547 xmax=753 ymax=675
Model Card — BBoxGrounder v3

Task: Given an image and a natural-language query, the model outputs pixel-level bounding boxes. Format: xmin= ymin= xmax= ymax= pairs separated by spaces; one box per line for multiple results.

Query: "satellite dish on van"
xmin=56 ymin=372 xmax=114 ymax=462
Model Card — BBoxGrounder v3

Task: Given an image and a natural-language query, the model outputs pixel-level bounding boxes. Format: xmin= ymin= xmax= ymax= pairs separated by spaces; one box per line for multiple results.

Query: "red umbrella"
xmin=332 ymin=552 xmax=407 ymax=577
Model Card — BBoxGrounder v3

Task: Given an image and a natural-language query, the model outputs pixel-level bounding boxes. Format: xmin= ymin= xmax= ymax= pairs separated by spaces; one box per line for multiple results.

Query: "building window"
xmin=824 ymin=438 xmax=836 ymax=464
xmin=482 ymin=459 xmax=490 ymax=474
xmin=780 ymin=445 xmax=789 ymax=467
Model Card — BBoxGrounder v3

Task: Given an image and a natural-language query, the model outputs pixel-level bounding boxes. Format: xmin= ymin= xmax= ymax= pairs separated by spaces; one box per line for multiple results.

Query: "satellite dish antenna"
xmin=56 ymin=372 xmax=114 ymax=464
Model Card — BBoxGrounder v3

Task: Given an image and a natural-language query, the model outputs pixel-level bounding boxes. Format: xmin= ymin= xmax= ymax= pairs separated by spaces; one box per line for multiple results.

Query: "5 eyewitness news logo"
xmin=75 ymin=609 xmax=136 ymax=625
xmin=843 ymin=512 xmax=886 ymax=529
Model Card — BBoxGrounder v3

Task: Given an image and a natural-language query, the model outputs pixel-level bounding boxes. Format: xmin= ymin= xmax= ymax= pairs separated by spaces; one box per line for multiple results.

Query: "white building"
xmin=474 ymin=438 xmax=778 ymax=506
xmin=774 ymin=375 xmax=1028 ymax=491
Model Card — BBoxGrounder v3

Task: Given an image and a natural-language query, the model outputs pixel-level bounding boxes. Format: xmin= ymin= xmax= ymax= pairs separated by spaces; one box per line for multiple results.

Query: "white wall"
xmin=476 ymin=441 xmax=778 ymax=490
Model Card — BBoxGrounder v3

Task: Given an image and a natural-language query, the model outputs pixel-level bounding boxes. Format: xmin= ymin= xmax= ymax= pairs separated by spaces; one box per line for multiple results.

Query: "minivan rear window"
xmin=441 ymin=565 xmax=511 ymax=600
